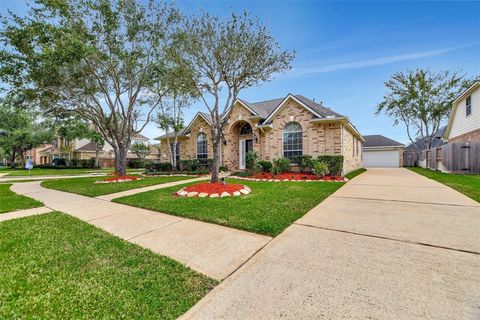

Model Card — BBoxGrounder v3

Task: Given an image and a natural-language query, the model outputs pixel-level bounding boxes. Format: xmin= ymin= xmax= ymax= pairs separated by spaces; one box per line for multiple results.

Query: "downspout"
xmin=340 ymin=122 xmax=344 ymax=176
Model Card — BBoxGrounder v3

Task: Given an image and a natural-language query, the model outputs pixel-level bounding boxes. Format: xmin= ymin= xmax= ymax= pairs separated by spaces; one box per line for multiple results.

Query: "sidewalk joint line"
xmin=126 ymin=219 xmax=184 ymax=241
xmin=331 ymin=196 xmax=480 ymax=208
xmin=294 ymin=223 xmax=480 ymax=255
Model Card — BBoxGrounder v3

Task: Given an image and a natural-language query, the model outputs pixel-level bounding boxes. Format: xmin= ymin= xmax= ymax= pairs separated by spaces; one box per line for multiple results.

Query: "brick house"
xmin=155 ymin=94 xmax=364 ymax=175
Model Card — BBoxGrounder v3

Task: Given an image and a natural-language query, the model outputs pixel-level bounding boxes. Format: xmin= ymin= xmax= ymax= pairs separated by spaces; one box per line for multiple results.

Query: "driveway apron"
xmin=182 ymin=168 xmax=480 ymax=319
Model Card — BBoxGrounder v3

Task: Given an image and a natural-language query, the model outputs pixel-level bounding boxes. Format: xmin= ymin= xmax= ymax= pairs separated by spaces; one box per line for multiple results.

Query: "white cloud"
xmin=292 ymin=43 xmax=478 ymax=76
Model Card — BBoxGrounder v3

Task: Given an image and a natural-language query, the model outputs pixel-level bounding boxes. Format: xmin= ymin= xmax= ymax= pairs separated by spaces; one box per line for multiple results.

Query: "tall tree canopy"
xmin=169 ymin=12 xmax=295 ymax=182
xmin=376 ymin=69 xmax=472 ymax=150
xmin=0 ymin=0 xmax=179 ymax=175
xmin=0 ymin=96 xmax=54 ymax=167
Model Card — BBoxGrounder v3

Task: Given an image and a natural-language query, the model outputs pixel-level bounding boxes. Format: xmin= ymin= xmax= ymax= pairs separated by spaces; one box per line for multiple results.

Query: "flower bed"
xmin=233 ymin=172 xmax=346 ymax=182
xmin=176 ymin=182 xmax=251 ymax=198
xmin=96 ymin=175 xmax=142 ymax=184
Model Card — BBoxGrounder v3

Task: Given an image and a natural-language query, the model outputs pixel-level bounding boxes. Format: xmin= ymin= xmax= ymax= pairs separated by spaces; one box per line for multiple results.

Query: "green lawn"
xmin=345 ymin=168 xmax=366 ymax=180
xmin=0 ymin=167 xmax=144 ymax=176
xmin=41 ymin=175 xmax=198 ymax=197
xmin=409 ymin=167 xmax=480 ymax=203
xmin=114 ymin=178 xmax=343 ymax=236
xmin=0 ymin=212 xmax=217 ymax=319
xmin=0 ymin=184 xmax=43 ymax=213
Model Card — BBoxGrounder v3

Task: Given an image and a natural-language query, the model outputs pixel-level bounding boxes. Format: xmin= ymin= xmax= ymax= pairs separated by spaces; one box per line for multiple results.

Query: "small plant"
xmin=312 ymin=161 xmax=329 ymax=178
xmin=258 ymin=161 xmax=273 ymax=173
xmin=271 ymin=157 xmax=290 ymax=176
xmin=292 ymin=155 xmax=314 ymax=172
xmin=246 ymin=151 xmax=261 ymax=174
xmin=219 ymin=166 xmax=229 ymax=172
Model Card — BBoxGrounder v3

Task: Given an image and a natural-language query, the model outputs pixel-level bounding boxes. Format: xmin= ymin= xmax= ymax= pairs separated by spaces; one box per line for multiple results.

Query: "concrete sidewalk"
xmin=182 ymin=168 xmax=480 ymax=319
xmin=0 ymin=206 xmax=53 ymax=222
xmin=11 ymin=182 xmax=271 ymax=280
xmin=95 ymin=176 xmax=208 ymax=201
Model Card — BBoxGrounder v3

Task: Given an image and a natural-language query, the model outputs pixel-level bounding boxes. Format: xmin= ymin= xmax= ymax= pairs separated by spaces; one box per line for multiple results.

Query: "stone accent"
xmin=342 ymin=125 xmax=363 ymax=174
xmin=176 ymin=185 xmax=251 ymax=198
xmin=448 ymin=128 xmax=480 ymax=144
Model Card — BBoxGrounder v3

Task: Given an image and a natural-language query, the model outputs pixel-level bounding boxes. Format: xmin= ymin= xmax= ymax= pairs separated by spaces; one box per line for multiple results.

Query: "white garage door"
xmin=363 ymin=150 xmax=400 ymax=167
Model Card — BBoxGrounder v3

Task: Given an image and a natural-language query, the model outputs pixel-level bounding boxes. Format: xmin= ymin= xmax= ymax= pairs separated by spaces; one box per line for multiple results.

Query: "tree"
xmin=130 ymin=141 xmax=150 ymax=160
xmin=56 ymin=117 xmax=105 ymax=167
xmin=0 ymin=97 xmax=54 ymax=168
xmin=376 ymin=69 xmax=472 ymax=150
xmin=0 ymin=0 xmax=179 ymax=175
xmin=169 ymin=12 xmax=295 ymax=182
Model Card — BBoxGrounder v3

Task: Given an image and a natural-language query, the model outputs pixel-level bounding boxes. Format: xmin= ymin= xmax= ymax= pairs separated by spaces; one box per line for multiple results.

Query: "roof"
xmin=76 ymin=142 xmax=97 ymax=152
xmin=363 ymin=135 xmax=404 ymax=148
xmin=155 ymin=112 xmax=213 ymax=140
xmin=237 ymin=94 xmax=344 ymax=123
xmin=444 ymin=80 xmax=480 ymax=139
xmin=133 ymin=133 xmax=149 ymax=141
xmin=405 ymin=126 xmax=447 ymax=150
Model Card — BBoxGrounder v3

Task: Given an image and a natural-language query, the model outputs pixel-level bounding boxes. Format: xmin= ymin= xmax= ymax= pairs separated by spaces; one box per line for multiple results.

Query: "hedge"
xmin=145 ymin=162 xmax=174 ymax=173
xmin=179 ymin=159 xmax=214 ymax=171
xmin=316 ymin=155 xmax=344 ymax=176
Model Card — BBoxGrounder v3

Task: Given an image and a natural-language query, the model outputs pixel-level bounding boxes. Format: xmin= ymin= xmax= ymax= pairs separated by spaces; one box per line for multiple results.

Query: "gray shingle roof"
xmin=363 ymin=135 xmax=404 ymax=148
xmin=76 ymin=142 xmax=97 ymax=152
xmin=405 ymin=126 xmax=446 ymax=150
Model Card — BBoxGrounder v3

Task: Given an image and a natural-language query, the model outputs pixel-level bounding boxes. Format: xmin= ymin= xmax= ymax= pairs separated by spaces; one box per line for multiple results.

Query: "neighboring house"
xmin=403 ymin=126 xmax=447 ymax=168
xmin=444 ymin=80 xmax=480 ymax=143
xmin=32 ymin=133 xmax=155 ymax=166
xmin=404 ymin=126 xmax=447 ymax=152
xmin=362 ymin=135 xmax=404 ymax=168
xmin=155 ymin=94 xmax=364 ymax=174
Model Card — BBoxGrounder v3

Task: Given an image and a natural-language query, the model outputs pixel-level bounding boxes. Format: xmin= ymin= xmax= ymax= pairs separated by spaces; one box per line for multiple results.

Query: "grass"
xmin=0 ymin=184 xmax=43 ymax=214
xmin=0 ymin=212 xmax=217 ymax=319
xmin=408 ymin=167 xmax=480 ymax=203
xmin=0 ymin=167 xmax=144 ymax=177
xmin=41 ymin=175 xmax=197 ymax=197
xmin=345 ymin=168 xmax=366 ymax=180
xmin=114 ymin=178 xmax=343 ymax=236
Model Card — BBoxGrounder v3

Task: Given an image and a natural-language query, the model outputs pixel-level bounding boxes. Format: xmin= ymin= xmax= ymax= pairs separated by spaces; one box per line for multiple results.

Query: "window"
xmin=196 ymin=133 xmax=208 ymax=159
xmin=239 ymin=123 xmax=252 ymax=135
xmin=466 ymin=95 xmax=472 ymax=116
xmin=283 ymin=122 xmax=303 ymax=159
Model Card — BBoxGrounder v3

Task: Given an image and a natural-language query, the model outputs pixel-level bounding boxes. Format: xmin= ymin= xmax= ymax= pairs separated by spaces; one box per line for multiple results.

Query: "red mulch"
xmin=102 ymin=175 xmax=140 ymax=182
xmin=184 ymin=182 xmax=244 ymax=194
xmin=250 ymin=172 xmax=344 ymax=181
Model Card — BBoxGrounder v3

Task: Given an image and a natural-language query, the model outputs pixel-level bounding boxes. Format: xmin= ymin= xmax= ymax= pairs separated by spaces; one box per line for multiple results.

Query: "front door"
xmin=239 ymin=139 xmax=253 ymax=170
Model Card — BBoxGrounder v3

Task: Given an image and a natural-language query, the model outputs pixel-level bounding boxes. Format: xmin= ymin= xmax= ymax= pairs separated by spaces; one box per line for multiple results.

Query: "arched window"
xmin=196 ymin=133 xmax=208 ymax=159
xmin=283 ymin=122 xmax=302 ymax=159
xmin=239 ymin=123 xmax=252 ymax=135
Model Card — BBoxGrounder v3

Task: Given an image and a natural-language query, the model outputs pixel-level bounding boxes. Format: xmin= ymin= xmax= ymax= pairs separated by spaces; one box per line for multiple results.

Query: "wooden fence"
xmin=403 ymin=142 xmax=480 ymax=174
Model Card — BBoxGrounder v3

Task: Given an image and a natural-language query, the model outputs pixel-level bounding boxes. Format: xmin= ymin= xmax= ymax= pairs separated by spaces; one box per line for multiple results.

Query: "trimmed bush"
xmin=145 ymin=162 xmax=173 ymax=174
xmin=271 ymin=157 xmax=290 ymax=175
xmin=219 ymin=166 xmax=229 ymax=172
xmin=316 ymin=155 xmax=344 ymax=176
xmin=291 ymin=155 xmax=314 ymax=172
xmin=128 ymin=159 xmax=146 ymax=169
xmin=312 ymin=161 xmax=329 ymax=178
xmin=258 ymin=161 xmax=273 ymax=173
xmin=179 ymin=159 xmax=214 ymax=171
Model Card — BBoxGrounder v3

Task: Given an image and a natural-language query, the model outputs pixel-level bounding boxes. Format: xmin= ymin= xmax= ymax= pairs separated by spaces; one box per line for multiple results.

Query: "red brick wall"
xmin=449 ymin=128 xmax=480 ymax=144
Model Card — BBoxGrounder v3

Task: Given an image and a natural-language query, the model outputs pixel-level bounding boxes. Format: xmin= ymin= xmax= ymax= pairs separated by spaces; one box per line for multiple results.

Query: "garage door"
xmin=363 ymin=150 xmax=400 ymax=167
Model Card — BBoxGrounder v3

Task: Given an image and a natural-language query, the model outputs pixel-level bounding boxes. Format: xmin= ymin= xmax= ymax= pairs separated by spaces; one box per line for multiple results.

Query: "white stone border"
xmin=231 ymin=176 xmax=348 ymax=183
xmin=95 ymin=177 xmax=143 ymax=184
xmin=176 ymin=185 xmax=251 ymax=198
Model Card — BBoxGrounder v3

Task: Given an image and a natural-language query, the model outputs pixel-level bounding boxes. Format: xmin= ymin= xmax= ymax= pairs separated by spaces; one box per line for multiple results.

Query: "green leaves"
xmin=376 ymin=69 xmax=472 ymax=149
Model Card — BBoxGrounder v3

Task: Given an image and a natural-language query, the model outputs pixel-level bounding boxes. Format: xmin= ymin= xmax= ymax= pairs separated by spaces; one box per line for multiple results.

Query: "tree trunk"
xmin=114 ymin=146 xmax=128 ymax=176
xmin=211 ymin=137 xmax=221 ymax=183
xmin=9 ymin=148 xmax=16 ymax=168
xmin=94 ymin=143 xmax=100 ymax=168
xmin=18 ymin=150 xmax=26 ymax=168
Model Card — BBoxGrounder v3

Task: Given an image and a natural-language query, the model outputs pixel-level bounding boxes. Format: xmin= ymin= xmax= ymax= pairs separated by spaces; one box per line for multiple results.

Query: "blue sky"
xmin=2 ymin=0 xmax=479 ymax=144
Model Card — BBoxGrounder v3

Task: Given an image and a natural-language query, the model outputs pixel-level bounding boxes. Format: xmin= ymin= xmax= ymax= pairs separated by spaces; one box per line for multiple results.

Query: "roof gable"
xmin=444 ymin=81 xmax=480 ymax=139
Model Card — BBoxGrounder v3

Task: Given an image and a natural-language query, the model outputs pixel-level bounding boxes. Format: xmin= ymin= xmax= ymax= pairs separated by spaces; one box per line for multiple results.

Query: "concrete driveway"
xmin=182 ymin=168 xmax=480 ymax=319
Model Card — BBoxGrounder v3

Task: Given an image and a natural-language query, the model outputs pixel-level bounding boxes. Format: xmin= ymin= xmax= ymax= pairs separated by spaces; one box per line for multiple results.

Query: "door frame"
xmin=239 ymin=138 xmax=253 ymax=170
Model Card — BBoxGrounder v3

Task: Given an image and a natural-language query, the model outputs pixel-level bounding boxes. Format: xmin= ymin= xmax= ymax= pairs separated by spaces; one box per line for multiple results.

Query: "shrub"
xmin=128 ymin=159 xmax=146 ymax=169
xmin=219 ymin=166 xmax=229 ymax=172
xmin=145 ymin=162 xmax=173 ymax=173
xmin=291 ymin=155 xmax=314 ymax=172
xmin=258 ymin=160 xmax=273 ymax=173
xmin=316 ymin=155 xmax=344 ymax=176
xmin=245 ymin=151 xmax=261 ymax=174
xmin=312 ymin=161 xmax=329 ymax=178
xmin=232 ymin=171 xmax=251 ymax=177
xmin=271 ymin=157 xmax=290 ymax=175
xmin=179 ymin=159 xmax=214 ymax=171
